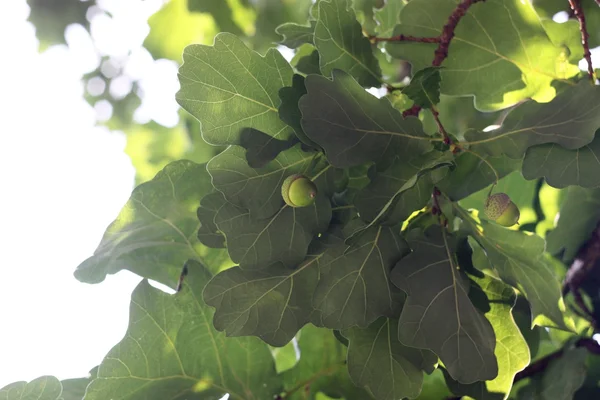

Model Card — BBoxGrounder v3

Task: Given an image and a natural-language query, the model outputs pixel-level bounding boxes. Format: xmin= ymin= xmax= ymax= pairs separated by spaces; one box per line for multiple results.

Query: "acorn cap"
xmin=484 ymin=193 xmax=511 ymax=220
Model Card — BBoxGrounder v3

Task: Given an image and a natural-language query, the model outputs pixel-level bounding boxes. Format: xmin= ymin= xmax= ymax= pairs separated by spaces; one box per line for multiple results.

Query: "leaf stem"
xmin=568 ymin=0 xmax=597 ymax=82
xmin=430 ymin=105 xmax=451 ymax=144
xmin=310 ymin=164 xmax=332 ymax=182
xmin=331 ymin=205 xmax=356 ymax=211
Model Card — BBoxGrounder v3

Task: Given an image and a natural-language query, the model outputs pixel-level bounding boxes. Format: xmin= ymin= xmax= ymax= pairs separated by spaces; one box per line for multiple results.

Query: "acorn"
xmin=484 ymin=193 xmax=520 ymax=227
xmin=281 ymin=174 xmax=318 ymax=207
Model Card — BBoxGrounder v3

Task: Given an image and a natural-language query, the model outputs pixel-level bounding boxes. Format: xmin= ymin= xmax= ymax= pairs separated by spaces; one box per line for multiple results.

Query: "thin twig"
xmin=369 ymin=34 xmax=441 ymax=43
xmin=430 ymin=105 xmax=450 ymax=144
xmin=568 ymin=0 xmax=596 ymax=82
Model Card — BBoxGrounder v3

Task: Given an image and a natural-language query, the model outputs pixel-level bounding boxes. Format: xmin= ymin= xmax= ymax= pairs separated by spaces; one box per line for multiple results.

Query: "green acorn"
xmin=281 ymin=174 xmax=318 ymax=207
xmin=484 ymin=193 xmax=520 ymax=227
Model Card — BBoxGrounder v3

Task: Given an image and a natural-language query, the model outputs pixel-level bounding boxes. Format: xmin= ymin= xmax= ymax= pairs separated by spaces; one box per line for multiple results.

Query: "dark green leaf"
xmin=295 ymin=48 xmax=321 ymax=75
xmin=402 ymin=67 xmax=442 ymax=109
xmin=61 ymin=372 xmax=94 ymax=400
xmin=83 ymin=261 xmax=281 ymax=399
xmin=315 ymin=0 xmax=382 ymax=87
xmin=299 ymin=70 xmax=434 ymax=167
xmin=279 ymin=75 xmax=321 ymax=149
xmin=437 ymin=152 xmax=520 ymax=201
xmin=177 ymin=33 xmax=295 ymax=150
xmin=387 ymin=0 xmax=581 ymax=111
xmin=523 ymin=130 xmax=600 ymax=188
xmin=75 ymin=161 xmax=229 ymax=287
xmin=313 ymin=222 xmax=409 ymax=329
xmin=546 ymin=186 xmax=600 ymax=262
xmin=208 ymin=144 xmax=315 ymax=219
xmin=276 ymin=21 xmax=316 ymax=48
xmin=391 ymin=226 xmax=498 ymax=384
xmin=196 ymin=192 xmax=226 ymax=249
xmin=282 ymin=325 xmax=372 ymax=399
xmin=444 ymin=267 xmax=530 ymax=399
xmin=0 ymin=376 xmax=62 ymax=400
xmin=517 ymin=348 xmax=587 ymax=400
xmin=213 ymin=188 xmax=331 ymax=270
xmin=344 ymin=318 xmax=437 ymax=400
xmin=354 ymin=150 xmax=452 ymax=226
xmin=465 ymin=82 xmax=600 ymax=159
xmin=458 ymin=209 xmax=568 ymax=330
xmin=203 ymin=257 xmax=320 ymax=346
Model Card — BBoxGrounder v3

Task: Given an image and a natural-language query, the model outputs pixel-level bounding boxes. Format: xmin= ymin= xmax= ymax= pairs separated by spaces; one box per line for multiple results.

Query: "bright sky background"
xmin=0 ymin=0 xmax=177 ymax=386
xmin=0 ymin=0 xmax=598 ymax=390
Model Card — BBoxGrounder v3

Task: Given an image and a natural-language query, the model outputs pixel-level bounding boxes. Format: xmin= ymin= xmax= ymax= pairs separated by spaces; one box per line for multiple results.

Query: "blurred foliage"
xmin=27 ymin=0 xmax=91 ymax=50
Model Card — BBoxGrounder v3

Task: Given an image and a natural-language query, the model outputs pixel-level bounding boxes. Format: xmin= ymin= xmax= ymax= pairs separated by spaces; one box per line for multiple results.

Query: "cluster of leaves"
xmin=10 ymin=0 xmax=600 ymax=399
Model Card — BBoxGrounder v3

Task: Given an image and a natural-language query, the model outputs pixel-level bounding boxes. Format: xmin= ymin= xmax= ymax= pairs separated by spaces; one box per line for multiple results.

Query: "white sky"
xmin=0 ymin=0 xmax=174 ymax=386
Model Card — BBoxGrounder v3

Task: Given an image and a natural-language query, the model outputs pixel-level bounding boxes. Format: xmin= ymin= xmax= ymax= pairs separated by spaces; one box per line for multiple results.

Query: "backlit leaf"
xmin=276 ymin=21 xmax=316 ymax=48
xmin=203 ymin=257 xmax=320 ymax=346
xmin=345 ymin=318 xmax=437 ymax=400
xmin=208 ymin=144 xmax=315 ymax=219
xmin=443 ymin=264 xmax=530 ymax=400
xmin=391 ymin=226 xmax=498 ymax=384
xmin=177 ymin=33 xmax=295 ymax=155
xmin=83 ymin=261 xmax=281 ymax=400
xmin=387 ymin=0 xmax=581 ymax=111
xmin=0 ymin=376 xmax=62 ymax=400
xmin=457 ymin=208 xmax=568 ymax=330
xmin=523 ymin=130 xmax=600 ymax=188
xmin=313 ymin=222 xmax=409 ymax=329
xmin=464 ymin=82 xmax=600 ymax=159
xmin=315 ymin=0 xmax=382 ymax=87
xmin=299 ymin=70 xmax=434 ymax=167
xmin=75 ymin=161 xmax=229 ymax=288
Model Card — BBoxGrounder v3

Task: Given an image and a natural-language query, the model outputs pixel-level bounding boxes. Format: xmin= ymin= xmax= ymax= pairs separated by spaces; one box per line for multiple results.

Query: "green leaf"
xmin=443 ymin=267 xmax=530 ymax=400
xmin=344 ymin=317 xmax=437 ymax=400
xmin=391 ymin=226 xmax=498 ymax=384
xmin=517 ymin=348 xmax=588 ymax=400
xmin=177 ymin=33 xmax=295 ymax=156
xmin=464 ymin=81 xmax=600 ymax=159
xmin=207 ymin=144 xmax=315 ymax=219
xmin=295 ymin=48 xmax=322 ymax=75
xmin=212 ymin=180 xmax=331 ymax=270
xmin=270 ymin=340 xmax=299 ymax=374
xmin=458 ymin=208 xmax=568 ymax=330
xmin=402 ymin=67 xmax=442 ymax=109
xmin=354 ymin=150 xmax=452 ymax=226
xmin=546 ymin=186 xmax=600 ymax=263
xmin=315 ymin=0 xmax=382 ymax=87
xmin=374 ymin=0 xmax=405 ymax=37
xmin=276 ymin=21 xmax=316 ymax=48
xmin=61 ymin=372 xmax=95 ymax=400
xmin=387 ymin=0 xmax=581 ymax=111
xmin=196 ymin=192 xmax=226 ymax=249
xmin=279 ymin=74 xmax=321 ymax=149
xmin=522 ymin=130 xmax=600 ymax=188
xmin=437 ymin=152 xmax=520 ymax=202
xmin=299 ymin=70 xmax=433 ymax=167
xmin=282 ymin=325 xmax=372 ymax=399
xmin=313 ymin=222 xmax=409 ymax=329
xmin=0 ymin=376 xmax=62 ymax=400
xmin=83 ymin=261 xmax=281 ymax=400
xmin=203 ymin=256 xmax=319 ymax=346
xmin=75 ymin=161 xmax=226 ymax=287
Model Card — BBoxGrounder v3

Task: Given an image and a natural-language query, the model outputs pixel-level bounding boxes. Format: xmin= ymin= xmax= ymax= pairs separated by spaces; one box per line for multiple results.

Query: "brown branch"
xmin=370 ymin=34 xmax=440 ymax=43
xmin=514 ymin=337 xmax=600 ymax=382
xmin=431 ymin=106 xmax=451 ymax=144
xmin=395 ymin=0 xmax=486 ymax=118
xmin=568 ymin=0 xmax=596 ymax=82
